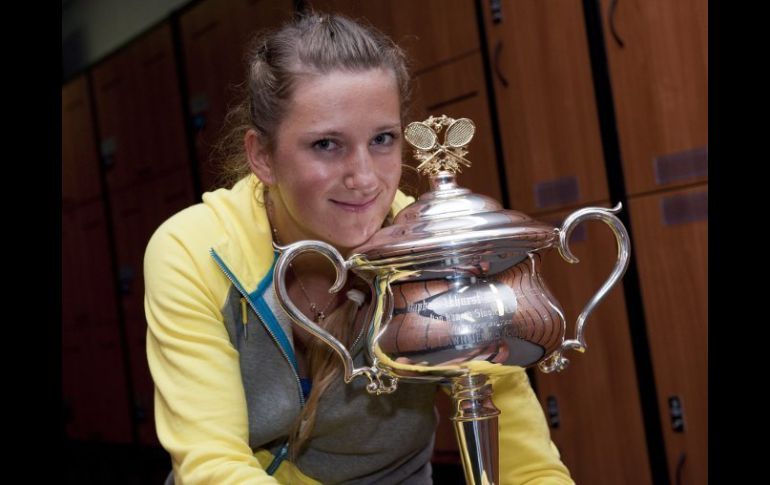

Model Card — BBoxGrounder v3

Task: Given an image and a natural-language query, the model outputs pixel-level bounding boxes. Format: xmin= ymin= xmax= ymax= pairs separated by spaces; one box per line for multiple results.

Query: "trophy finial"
xmin=404 ymin=115 xmax=476 ymax=176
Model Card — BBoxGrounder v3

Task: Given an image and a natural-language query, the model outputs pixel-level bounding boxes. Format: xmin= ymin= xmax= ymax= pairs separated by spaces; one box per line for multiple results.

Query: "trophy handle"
xmin=539 ymin=203 xmax=631 ymax=373
xmin=273 ymin=240 xmax=398 ymax=394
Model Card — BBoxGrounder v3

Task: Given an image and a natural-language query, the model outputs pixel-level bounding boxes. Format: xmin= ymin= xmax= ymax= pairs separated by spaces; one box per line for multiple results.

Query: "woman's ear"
xmin=245 ymin=129 xmax=275 ymax=185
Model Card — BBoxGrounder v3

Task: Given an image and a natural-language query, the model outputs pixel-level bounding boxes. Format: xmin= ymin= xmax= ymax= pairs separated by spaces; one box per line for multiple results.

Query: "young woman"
xmin=144 ymin=12 xmax=573 ymax=484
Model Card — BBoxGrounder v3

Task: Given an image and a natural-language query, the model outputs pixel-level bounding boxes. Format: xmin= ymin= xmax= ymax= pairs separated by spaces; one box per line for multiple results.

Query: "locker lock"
xmin=546 ymin=395 xmax=560 ymax=429
xmin=668 ymin=396 xmax=685 ymax=433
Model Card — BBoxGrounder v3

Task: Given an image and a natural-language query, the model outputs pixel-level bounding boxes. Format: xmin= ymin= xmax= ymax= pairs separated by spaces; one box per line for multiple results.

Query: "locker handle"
xmin=675 ymin=451 xmax=686 ymax=485
xmin=493 ymin=41 xmax=509 ymax=88
xmin=608 ymin=0 xmax=625 ymax=48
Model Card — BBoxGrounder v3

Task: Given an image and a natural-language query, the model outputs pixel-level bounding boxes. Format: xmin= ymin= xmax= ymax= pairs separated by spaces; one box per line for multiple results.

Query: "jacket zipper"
xmin=210 ymin=249 xmax=305 ymax=407
xmin=240 ymin=297 xmax=248 ymax=340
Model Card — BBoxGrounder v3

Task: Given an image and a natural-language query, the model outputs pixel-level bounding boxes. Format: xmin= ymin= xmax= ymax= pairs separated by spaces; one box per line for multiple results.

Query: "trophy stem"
xmin=450 ymin=374 xmax=500 ymax=485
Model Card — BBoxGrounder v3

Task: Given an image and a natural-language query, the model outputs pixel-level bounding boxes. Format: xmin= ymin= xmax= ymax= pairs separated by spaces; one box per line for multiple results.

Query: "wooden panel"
xmin=110 ymin=167 xmax=195 ymax=323
xmin=62 ymin=209 xmax=96 ymax=441
xmin=62 ymin=320 xmax=94 ymax=440
xmin=180 ymin=0 xmax=244 ymax=193
xmin=62 ymin=202 xmax=133 ymax=443
xmin=109 ymin=168 xmax=195 ymax=445
xmin=62 ymin=75 xmax=101 ymax=207
xmin=109 ymin=173 xmax=157 ymax=445
xmin=601 ymin=0 xmax=708 ymax=195
xmin=411 ymin=52 xmax=502 ymax=202
xmin=308 ymin=0 xmax=479 ymax=73
xmin=130 ymin=22 xmax=190 ymax=181
xmin=93 ymin=22 xmax=190 ymax=192
xmin=628 ymin=185 xmax=707 ymax=485
xmin=92 ymin=48 xmax=142 ymax=191
xmin=482 ymin=0 xmax=608 ymax=214
xmin=180 ymin=0 xmax=293 ymax=192
xmin=231 ymin=0 xmax=295 ymax=43
xmin=533 ymin=202 xmax=651 ymax=485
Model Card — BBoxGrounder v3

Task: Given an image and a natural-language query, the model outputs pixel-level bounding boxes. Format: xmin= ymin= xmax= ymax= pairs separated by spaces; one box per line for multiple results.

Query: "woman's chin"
xmin=330 ymin=225 xmax=381 ymax=253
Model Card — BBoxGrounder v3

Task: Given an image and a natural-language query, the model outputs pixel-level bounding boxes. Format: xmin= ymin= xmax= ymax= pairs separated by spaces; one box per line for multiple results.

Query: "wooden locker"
xmin=481 ymin=0 xmax=609 ymax=215
xmin=180 ymin=0 xmax=294 ymax=193
xmin=62 ymin=202 xmax=133 ymax=443
xmin=628 ymin=185 xmax=707 ymax=485
xmin=62 ymin=75 xmax=101 ymax=208
xmin=109 ymin=186 xmax=157 ymax=325
xmin=109 ymin=178 xmax=157 ymax=444
xmin=411 ymin=52 xmax=502 ymax=202
xmin=91 ymin=48 xmax=142 ymax=192
xmin=110 ymin=165 xmax=196 ymax=323
xmin=62 ymin=208 xmax=96 ymax=441
xmin=600 ymin=0 xmax=708 ymax=196
xmin=308 ymin=0 xmax=479 ymax=73
xmin=87 ymin=320 xmax=135 ymax=444
xmin=533 ymin=202 xmax=651 ymax=485
xmin=93 ymin=22 xmax=190 ymax=192
xmin=230 ymin=0 xmax=295 ymax=43
xmin=129 ymin=22 xmax=190 ymax=182
xmin=109 ymin=167 xmax=196 ymax=445
xmin=62 ymin=319 xmax=93 ymax=440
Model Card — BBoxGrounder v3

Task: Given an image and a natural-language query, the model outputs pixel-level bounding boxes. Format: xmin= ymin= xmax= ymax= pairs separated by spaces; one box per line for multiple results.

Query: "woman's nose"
xmin=343 ymin=147 xmax=378 ymax=192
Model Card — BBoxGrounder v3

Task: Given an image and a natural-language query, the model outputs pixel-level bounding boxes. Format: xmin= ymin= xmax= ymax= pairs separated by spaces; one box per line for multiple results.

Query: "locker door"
xmin=110 ymin=182 xmax=164 ymax=445
xmin=180 ymin=0 xmax=293 ymax=192
xmin=411 ymin=52 xmax=502 ymax=202
xmin=180 ymin=0 xmax=243 ymax=193
xmin=534 ymin=203 xmax=652 ymax=484
xmin=600 ymin=0 xmax=708 ymax=195
xmin=129 ymin=22 xmax=190 ymax=182
xmin=110 ymin=167 xmax=196 ymax=445
xmin=63 ymin=208 xmax=96 ymax=441
xmin=482 ymin=0 xmax=609 ymax=215
xmin=231 ymin=0 xmax=295 ymax=44
xmin=62 ymin=202 xmax=133 ymax=443
xmin=62 ymin=75 xmax=101 ymax=208
xmin=92 ymin=49 xmax=142 ymax=192
xmin=629 ymin=185 xmax=708 ymax=485
xmin=308 ymin=0 xmax=478 ymax=73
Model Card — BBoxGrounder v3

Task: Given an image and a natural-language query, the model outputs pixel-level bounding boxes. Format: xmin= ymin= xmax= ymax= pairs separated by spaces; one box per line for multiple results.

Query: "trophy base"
xmin=450 ymin=375 xmax=500 ymax=485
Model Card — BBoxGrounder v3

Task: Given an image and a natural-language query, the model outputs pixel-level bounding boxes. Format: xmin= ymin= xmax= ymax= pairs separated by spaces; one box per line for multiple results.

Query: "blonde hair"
xmin=287 ymin=292 xmax=364 ymax=461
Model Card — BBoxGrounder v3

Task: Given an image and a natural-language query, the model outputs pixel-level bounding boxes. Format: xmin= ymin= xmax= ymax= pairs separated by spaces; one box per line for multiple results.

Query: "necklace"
xmin=266 ymin=191 xmax=337 ymax=323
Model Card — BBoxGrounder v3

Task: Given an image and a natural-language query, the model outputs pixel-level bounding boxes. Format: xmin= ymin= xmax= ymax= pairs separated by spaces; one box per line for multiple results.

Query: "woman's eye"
xmin=313 ymin=139 xmax=338 ymax=151
xmin=372 ymin=132 xmax=396 ymax=146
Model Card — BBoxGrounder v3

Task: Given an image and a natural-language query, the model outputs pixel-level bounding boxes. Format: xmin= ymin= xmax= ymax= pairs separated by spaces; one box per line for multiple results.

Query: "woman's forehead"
xmin=281 ymin=69 xmax=401 ymax=129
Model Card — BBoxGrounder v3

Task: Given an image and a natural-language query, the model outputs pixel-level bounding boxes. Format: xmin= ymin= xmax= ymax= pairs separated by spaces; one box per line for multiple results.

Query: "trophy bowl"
xmin=274 ymin=115 xmax=630 ymax=484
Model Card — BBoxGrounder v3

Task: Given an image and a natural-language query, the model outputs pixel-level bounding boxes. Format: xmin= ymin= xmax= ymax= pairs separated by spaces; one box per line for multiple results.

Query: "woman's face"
xmin=255 ymin=68 xmax=403 ymax=252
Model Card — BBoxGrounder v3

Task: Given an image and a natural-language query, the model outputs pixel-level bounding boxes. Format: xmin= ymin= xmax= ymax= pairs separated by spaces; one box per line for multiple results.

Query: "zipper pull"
xmin=266 ymin=441 xmax=290 ymax=475
xmin=240 ymin=297 xmax=248 ymax=340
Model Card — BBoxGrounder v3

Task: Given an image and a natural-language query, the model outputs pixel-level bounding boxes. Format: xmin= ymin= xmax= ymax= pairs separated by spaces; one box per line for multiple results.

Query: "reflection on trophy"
xmin=274 ymin=115 xmax=631 ymax=485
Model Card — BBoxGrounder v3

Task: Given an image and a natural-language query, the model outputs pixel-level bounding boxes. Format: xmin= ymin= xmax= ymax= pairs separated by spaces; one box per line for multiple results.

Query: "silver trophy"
xmin=274 ymin=115 xmax=630 ymax=484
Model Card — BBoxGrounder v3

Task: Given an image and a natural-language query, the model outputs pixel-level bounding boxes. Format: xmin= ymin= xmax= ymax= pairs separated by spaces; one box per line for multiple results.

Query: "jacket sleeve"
xmin=492 ymin=368 xmax=574 ymax=484
xmin=144 ymin=226 xmax=280 ymax=484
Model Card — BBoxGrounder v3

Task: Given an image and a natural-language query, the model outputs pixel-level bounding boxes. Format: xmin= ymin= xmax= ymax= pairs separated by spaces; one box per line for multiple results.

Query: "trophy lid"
xmin=351 ymin=116 xmax=558 ymax=267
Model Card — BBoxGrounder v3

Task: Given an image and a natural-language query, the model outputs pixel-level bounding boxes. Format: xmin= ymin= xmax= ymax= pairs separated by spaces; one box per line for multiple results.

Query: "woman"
xmin=145 ymin=12 xmax=573 ymax=484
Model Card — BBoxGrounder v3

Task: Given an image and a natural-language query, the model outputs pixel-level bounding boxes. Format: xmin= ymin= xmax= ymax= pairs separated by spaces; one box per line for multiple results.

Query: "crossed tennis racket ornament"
xmin=274 ymin=115 xmax=631 ymax=485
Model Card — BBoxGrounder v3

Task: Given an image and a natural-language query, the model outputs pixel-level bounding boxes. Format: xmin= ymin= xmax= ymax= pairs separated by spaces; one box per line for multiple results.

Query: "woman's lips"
xmin=331 ymin=193 xmax=379 ymax=212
